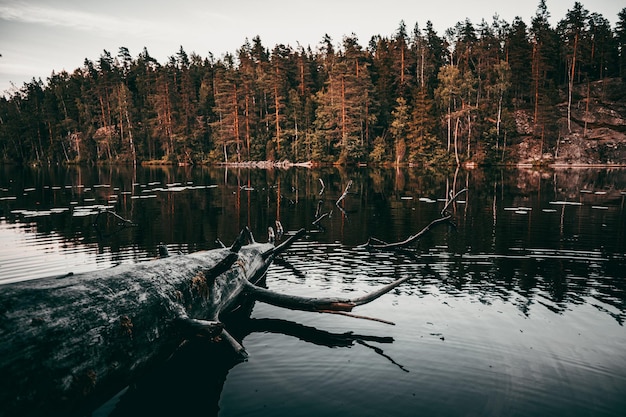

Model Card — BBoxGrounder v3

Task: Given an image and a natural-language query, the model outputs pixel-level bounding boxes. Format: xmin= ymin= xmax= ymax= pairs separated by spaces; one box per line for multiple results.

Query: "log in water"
xmin=0 ymin=230 xmax=274 ymax=417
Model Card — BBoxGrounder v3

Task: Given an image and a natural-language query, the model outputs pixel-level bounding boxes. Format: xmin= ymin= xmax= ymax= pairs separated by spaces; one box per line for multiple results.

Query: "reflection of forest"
xmin=1 ymin=165 xmax=624 ymax=322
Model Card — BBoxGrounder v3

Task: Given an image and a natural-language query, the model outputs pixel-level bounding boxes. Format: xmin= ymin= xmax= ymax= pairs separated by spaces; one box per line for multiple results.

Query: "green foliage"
xmin=369 ymin=135 xmax=390 ymax=163
xmin=390 ymin=97 xmax=410 ymax=164
xmin=0 ymin=3 xmax=623 ymax=166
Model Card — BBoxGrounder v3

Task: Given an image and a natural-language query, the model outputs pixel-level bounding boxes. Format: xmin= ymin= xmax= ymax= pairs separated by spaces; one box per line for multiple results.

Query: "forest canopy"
xmin=1 ymin=1 xmax=625 ymax=166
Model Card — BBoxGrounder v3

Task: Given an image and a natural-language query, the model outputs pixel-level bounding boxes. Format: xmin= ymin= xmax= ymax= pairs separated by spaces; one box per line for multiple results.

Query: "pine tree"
xmin=389 ymin=97 xmax=409 ymax=164
xmin=558 ymin=2 xmax=590 ymax=133
xmin=506 ymin=17 xmax=533 ymax=105
xmin=314 ymin=35 xmax=375 ymax=164
xmin=614 ymin=8 xmax=626 ymax=80
xmin=269 ymin=44 xmax=292 ymax=160
xmin=211 ymin=56 xmax=242 ymax=163
xmin=530 ymin=0 xmax=559 ymax=140
xmin=407 ymin=86 xmax=438 ymax=164
xmin=435 ymin=65 xmax=462 ymax=164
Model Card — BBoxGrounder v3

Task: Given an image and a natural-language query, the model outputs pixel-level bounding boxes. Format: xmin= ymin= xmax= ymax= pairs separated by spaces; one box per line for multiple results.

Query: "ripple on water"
xmin=2 ymin=168 xmax=626 ymax=417
xmin=0 ymin=221 xmax=149 ymax=284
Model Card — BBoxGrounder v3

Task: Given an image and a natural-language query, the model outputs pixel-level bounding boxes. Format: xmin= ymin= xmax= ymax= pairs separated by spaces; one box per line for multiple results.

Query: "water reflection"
xmin=1 ymin=165 xmax=625 ymax=416
xmin=95 ymin=313 xmax=398 ymax=417
xmin=1 ymin=165 xmax=625 ymax=316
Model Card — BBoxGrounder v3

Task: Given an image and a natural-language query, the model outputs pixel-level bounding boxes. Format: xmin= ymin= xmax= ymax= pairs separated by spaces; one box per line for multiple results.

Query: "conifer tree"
xmin=530 ymin=0 xmax=559 ymax=141
xmin=0 ymin=3 xmax=624 ymax=166
xmin=558 ymin=2 xmax=590 ymax=133
xmin=408 ymin=86 xmax=438 ymax=164
xmin=506 ymin=17 xmax=532 ymax=105
xmin=615 ymin=8 xmax=626 ymax=79
xmin=390 ymin=97 xmax=409 ymax=164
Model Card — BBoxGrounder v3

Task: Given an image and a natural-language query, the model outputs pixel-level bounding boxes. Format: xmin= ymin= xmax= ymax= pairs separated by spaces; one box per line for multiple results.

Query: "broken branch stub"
xmin=262 ymin=228 xmax=306 ymax=260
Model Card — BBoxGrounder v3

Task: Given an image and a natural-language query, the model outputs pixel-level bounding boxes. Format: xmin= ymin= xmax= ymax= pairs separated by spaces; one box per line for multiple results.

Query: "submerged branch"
xmin=220 ymin=329 xmax=248 ymax=358
xmin=94 ymin=209 xmax=136 ymax=227
xmin=312 ymin=211 xmax=329 ymax=226
xmin=441 ymin=188 xmax=468 ymax=216
xmin=317 ymin=310 xmax=396 ymax=325
xmin=318 ymin=178 xmax=325 ymax=196
xmin=336 ymin=180 xmax=353 ymax=206
xmin=362 ymin=215 xmax=452 ymax=250
xmin=362 ymin=188 xmax=467 ymax=250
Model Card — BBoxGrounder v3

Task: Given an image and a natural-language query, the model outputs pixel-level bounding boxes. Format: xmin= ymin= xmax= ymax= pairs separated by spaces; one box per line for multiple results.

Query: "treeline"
xmin=1 ymin=1 xmax=625 ymax=166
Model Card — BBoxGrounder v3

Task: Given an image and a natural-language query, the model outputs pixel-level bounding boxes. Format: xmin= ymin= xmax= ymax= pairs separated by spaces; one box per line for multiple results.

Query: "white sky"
xmin=0 ymin=0 xmax=623 ymax=96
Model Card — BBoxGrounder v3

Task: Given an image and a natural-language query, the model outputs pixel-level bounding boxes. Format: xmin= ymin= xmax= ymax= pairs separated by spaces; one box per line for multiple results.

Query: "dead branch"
xmin=275 ymin=220 xmax=284 ymax=238
xmin=312 ymin=212 xmax=329 ymax=226
xmin=313 ymin=200 xmax=331 ymax=228
xmin=348 ymin=276 xmax=412 ymax=305
xmin=220 ymin=329 xmax=249 ymax=358
xmin=441 ymin=188 xmax=468 ymax=216
xmin=242 ymin=225 xmax=256 ymax=244
xmin=243 ymin=276 xmax=411 ymax=312
xmin=94 ymin=208 xmax=136 ymax=227
xmin=336 ymin=180 xmax=353 ymax=206
xmin=317 ymin=310 xmax=396 ymax=325
xmin=176 ymin=318 xmax=224 ymax=338
xmin=263 ymin=228 xmax=306 ymax=259
xmin=361 ymin=215 xmax=452 ymax=250
xmin=361 ymin=188 xmax=467 ymax=250
xmin=315 ymin=199 xmax=324 ymax=218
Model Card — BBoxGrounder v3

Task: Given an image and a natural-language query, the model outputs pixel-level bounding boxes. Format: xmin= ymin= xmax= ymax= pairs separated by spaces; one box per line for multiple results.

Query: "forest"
xmin=1 ymin=1 xmax=625 ymax=166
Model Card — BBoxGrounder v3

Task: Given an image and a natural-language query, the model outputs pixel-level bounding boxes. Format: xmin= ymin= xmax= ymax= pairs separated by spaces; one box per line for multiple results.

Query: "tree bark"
xmin=0 ymin=225 xmax=413 ymax=416
xmin=567 ymin=32 xmax=578 ymax=133
xmin=243 ymin=276 xmax=411 ymax=312
xmin=0 ymin=230 xmax=273 ymax=417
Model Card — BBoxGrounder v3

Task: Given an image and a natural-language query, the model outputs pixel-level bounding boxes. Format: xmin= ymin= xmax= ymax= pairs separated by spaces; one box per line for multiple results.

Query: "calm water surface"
xmin=1 ymin=165 xmax=625 ymax=417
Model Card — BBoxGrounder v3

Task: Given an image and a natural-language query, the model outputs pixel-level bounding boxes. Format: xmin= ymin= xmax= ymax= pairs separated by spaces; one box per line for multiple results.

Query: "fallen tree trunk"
xmin=0 ymin=226 xmax=412 ymax=417
xmin=0 ymin=229 xmax=274 ymax=417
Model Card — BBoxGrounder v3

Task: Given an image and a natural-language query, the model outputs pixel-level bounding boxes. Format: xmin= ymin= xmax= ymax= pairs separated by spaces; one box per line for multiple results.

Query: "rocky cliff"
xmin=513 ymin=78 xmax=626 ymax=166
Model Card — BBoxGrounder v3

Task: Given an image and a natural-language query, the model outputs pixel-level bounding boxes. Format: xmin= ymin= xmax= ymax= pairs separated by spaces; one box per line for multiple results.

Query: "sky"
xmin=0 ymin=0 xmax=623 ymax=96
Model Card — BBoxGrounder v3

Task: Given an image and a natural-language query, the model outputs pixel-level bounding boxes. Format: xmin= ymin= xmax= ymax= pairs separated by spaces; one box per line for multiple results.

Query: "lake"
xmin=1 ymin=165 xmax=625 ymax=417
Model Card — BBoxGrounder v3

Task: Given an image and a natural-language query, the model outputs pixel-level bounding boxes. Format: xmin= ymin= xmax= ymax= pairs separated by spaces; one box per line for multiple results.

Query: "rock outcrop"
xmin=513 ymin=78 xmax=626 ymax=166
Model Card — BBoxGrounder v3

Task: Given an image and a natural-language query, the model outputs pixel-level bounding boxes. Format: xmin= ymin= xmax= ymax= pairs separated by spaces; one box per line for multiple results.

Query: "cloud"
xmin=0 ymin=1 xmax=242 ymax=48
xmin=0 ymin=2 xmax=157 ymax=38
xmin=0 ymin=2 xmax=239 ymax=34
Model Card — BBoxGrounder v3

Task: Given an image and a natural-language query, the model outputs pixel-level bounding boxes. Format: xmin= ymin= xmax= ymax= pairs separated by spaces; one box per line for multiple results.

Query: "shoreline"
xmin=2 ymin=160 xmax=626 ymax=170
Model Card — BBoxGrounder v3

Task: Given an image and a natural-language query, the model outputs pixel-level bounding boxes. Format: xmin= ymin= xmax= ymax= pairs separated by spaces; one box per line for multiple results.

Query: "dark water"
xmin=1 ymin=165 xmax=625 ymax=417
